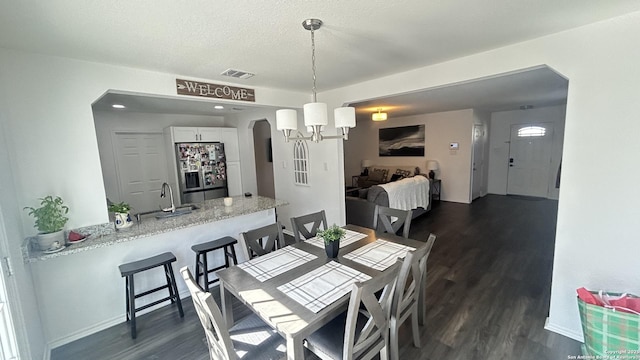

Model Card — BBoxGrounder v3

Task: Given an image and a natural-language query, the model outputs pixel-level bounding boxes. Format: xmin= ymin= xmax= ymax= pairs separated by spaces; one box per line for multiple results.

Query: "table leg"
xmin=286 ymin=334 xmax=304 ymax=360
xmin=220 ymin=281 xmax=234 ymax=327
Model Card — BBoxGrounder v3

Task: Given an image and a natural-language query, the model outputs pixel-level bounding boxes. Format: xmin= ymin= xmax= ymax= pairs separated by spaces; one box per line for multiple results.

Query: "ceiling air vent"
xmin=221 ymin=68 xmax=255 ymax=79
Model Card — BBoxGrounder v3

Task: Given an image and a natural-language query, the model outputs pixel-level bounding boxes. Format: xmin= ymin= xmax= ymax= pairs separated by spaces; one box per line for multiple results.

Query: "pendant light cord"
xmin=310 ymin=26 xmax=317 ymax=102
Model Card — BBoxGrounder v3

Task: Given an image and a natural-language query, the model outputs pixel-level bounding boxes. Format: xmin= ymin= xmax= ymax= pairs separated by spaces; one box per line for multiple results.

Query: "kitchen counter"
xmin=24 ymin=195 xmax=287 ymax=262
xmin=28 ymin=195 xmax=286 ymax=347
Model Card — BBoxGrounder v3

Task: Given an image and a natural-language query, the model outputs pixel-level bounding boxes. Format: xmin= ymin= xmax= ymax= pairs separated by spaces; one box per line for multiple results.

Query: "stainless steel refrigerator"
xmin=175 ymin=142 xmax=228 ymax=204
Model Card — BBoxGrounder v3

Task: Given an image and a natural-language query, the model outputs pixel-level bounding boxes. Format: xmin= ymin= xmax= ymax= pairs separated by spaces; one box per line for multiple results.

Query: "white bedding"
xmin=379 ymin=176 xmax=430 ymax=211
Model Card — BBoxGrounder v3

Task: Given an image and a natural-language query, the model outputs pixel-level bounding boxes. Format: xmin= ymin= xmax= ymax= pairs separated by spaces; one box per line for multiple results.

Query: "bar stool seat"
xmin=191 ymin=236 xmax=238 ymax=292
xmin=118 ymin=252 xmax=184 ymax=339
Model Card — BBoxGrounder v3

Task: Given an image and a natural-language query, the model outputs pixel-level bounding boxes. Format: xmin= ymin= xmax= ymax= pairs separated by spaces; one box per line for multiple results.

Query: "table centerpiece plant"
xmin=24 ymin=195 xmax=69 ymax=250
xmin=317 ymin=224 xmax=346 ymax=258
xmin=108 ymin=201 xmax=133 ymax=229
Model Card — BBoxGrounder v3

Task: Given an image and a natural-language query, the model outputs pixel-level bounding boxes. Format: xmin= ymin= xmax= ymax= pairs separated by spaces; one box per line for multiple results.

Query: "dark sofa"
xmin=345 ymin=181 xmax=431 ymax=229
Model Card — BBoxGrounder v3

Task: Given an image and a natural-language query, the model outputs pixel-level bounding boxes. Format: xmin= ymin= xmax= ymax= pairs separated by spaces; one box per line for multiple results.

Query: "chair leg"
xmin=127 ymin=275 xmax=137 ymax=339
xmin=411 ymin=307 xmax=421 ymax=348
xmin=380 ymin=342 xmax=389 ymax=360
xmin=168 ymin=263 xmax=184 ymax=318
xmin=389 ymin=320 xmax=399 ymax=360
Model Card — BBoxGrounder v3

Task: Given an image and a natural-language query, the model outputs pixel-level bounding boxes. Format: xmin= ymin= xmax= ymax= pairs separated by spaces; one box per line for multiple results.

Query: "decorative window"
xmin=517 ymin=126 xmax=546 ymax=137
xmin=293 ymin=140 xmax=309 ymax=185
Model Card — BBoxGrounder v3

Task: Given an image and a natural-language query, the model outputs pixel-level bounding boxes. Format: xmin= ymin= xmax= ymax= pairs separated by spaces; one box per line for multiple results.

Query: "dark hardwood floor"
xmin=51 ymin=195 xmax=580 ymax=359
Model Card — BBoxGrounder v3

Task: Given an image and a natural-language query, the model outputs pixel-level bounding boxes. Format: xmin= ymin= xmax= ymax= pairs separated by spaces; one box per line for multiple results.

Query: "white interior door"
xmin=471 ymin=125 xmax=485 ymax=200
xmin=114 ymin=132 xmax=169 ymax=213
xmin=507 ymin=124 xmax=553 ymax=197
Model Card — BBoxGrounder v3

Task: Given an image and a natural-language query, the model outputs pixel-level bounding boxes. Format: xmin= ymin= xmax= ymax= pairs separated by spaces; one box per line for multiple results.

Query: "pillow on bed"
xmin=390 ymin=173 xmax=404 ymax=182
xmin=369 ymin=168 xmax=388 ymax=182
xmin=395 ymin=169 xmax=412 ymax=178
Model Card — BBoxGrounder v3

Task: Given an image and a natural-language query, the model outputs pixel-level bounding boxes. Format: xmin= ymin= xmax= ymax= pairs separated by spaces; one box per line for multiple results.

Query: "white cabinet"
xmin=227 ymin=161 xmax=243 ymax=196
xmin=171 ymin=127 xmax=220 ymax=142
xmin=220 ymin=128 xmax=240 ymax=162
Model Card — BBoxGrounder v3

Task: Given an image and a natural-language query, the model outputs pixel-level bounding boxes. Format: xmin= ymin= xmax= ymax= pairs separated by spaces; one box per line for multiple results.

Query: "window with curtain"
xmin=293 ymin=140 xmax=309 ymax=185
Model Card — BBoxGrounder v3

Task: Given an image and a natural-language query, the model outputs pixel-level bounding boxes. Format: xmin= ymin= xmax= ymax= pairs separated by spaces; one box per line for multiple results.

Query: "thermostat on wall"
xmin=450 ymin=142 xmax=459 ymax=150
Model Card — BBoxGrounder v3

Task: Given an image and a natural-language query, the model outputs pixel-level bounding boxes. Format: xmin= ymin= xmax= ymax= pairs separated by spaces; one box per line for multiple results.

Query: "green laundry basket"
xmin=578 ymin=295 xmax=640 ymax=356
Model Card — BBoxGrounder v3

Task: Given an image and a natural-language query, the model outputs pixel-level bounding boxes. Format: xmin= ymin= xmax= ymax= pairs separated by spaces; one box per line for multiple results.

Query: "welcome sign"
xmin=176 ymin=79 xmax=255 ymax=102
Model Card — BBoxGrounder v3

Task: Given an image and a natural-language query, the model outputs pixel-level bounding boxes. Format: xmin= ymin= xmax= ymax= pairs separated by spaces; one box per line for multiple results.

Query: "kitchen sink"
xmin=135 ymin=204 xmax=200 ymax=222
xmin=154 ymin=204 xmax=199 ymax=219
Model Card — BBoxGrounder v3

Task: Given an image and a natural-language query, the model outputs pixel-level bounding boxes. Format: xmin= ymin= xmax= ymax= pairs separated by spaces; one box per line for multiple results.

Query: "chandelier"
xmin=276 ymin=19 xmax=356 ymax=142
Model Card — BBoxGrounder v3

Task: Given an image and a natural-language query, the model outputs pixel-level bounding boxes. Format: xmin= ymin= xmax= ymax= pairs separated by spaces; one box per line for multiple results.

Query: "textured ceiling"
xmin=1 ymin=0 xmax=639 ymax=93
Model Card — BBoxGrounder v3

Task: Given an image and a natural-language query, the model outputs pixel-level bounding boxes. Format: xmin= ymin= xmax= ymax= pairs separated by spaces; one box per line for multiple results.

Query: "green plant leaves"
xmin=24 ymin=195 xmax=69 ymax=233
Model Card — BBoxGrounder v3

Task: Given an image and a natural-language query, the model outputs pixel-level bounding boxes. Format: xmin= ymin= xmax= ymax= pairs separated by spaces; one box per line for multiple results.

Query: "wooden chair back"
xmin=343 ymin=261 xmax=401 ymax=360
xmin=291 ymin=210 xmax=328 ymax=242
xmin=240 ymin=222 xmax=285 ymax=259
xmin=180 ymin=266 xmax=235 ymax=360
xmin=373 ymin=205 xmax=413 ymax=239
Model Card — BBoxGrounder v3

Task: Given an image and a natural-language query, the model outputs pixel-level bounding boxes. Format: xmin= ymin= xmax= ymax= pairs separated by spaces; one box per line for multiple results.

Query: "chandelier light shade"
xmin=372 ymin=108 xmax=387 ymax=121
xmin=276 ymin=19 xmax=356 ymax=143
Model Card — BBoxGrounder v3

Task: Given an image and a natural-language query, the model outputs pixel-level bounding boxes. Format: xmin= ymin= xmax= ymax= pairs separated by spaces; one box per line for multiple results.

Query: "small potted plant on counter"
xmin=317 ymin=224 xmax=346 ymax=258
xmin=24 ymin=195 xmax=69 ymax=250
xmin=108 ymin=202 xmax=133 ymax=229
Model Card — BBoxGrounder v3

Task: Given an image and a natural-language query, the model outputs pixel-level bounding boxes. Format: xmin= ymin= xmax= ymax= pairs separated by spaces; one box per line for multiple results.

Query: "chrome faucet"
xmin=160 ymin=182 xmax=176 ymax=213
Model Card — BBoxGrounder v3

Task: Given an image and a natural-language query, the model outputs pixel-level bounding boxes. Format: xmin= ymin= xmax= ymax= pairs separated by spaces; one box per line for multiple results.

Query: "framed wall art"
xmin=379 ymin=125 xmax=425 ymax=156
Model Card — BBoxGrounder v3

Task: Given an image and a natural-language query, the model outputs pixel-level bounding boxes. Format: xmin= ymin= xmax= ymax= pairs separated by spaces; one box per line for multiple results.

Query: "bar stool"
xmin=118 ymin=252 xmax=184 ymax=339
xmin=191 ymin=236 xmax=238 ymax=292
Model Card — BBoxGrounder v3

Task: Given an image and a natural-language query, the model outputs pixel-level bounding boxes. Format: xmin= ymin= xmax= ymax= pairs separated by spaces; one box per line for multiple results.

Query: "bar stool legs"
xmin=192 ymin=236 xmax=238 ymax=292
xmin=119 ymin=252 xmax=184 ymax=339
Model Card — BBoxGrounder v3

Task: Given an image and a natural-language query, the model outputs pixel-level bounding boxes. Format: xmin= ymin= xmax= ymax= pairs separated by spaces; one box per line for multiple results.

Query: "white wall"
xmin=487 ymin=105 xmax=566 ymax=199
xmin=93 ymin=110 xmax=224 ymax=206
xmin=229 ymin=108 xmax=347 ymax=229
xmin=0 ymin=123 xmax=45 ymax=360
xmin=0 ymin=47 xmax=309 ymax=236
xmin=345 ymin=109 xmax=475 ymax=203
xmin=322 ymin=11 xmax=640 ymax=341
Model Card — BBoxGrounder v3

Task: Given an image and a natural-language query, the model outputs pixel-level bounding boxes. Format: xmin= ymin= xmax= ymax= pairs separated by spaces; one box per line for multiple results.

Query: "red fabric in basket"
xmin=577 ymin=287 xmax=603 ymax=306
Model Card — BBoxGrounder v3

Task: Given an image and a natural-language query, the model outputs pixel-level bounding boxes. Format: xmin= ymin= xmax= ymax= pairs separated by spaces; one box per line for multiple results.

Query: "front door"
xmin=507 ymin=123 xmax=553 ymax=197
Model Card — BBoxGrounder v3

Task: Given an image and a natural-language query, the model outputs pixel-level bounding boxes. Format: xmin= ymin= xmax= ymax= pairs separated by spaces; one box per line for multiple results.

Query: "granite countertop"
xmin=23 ymin=196 xmax=288 ymax=263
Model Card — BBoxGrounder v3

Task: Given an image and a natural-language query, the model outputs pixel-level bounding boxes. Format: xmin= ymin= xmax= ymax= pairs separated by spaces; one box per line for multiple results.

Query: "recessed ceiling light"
xmin=214 ymin=105 xmax=224 ymax=110
xmin=112 ymin=104 xmax=126 ymax=109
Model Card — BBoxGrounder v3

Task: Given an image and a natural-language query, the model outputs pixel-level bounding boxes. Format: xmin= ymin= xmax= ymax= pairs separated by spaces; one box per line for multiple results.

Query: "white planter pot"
xmin=114 ymin=212 xmax=133 ymax=229
xmin=37 ymin=230 xmax=64 ymax=250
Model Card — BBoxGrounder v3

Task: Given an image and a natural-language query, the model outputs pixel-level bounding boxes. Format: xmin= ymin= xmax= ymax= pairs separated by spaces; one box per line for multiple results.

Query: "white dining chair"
xmin=180 ymin=267 xmax=285 ymax=360
xmin=304 ymin=261 xmax=401 ymax=360
xmin=290 ymin=210 xmax=327 ymax=243
xmin=389 ymin=233 xmax=436 ymax=360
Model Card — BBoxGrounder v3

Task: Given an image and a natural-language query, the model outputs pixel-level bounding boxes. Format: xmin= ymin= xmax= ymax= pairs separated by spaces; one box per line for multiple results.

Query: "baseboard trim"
xmin=47 ymin=288 xmax=191 ymax=350
xmin=544 ymin=317 xmax=583 ymax=342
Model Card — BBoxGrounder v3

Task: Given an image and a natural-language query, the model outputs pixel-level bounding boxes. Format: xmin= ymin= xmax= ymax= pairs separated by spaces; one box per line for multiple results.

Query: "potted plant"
xmin=24 ymin=195 xmax=69 ymax=250
xmin=317 ymin=224 xmax=346 ymax=258
xmin=108 ymin=202 xmax=133 ymax=229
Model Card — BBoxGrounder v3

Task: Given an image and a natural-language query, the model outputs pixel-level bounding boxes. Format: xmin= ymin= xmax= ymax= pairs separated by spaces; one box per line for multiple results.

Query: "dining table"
xmin=215 ymin=224 xmax=426 ymax=360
